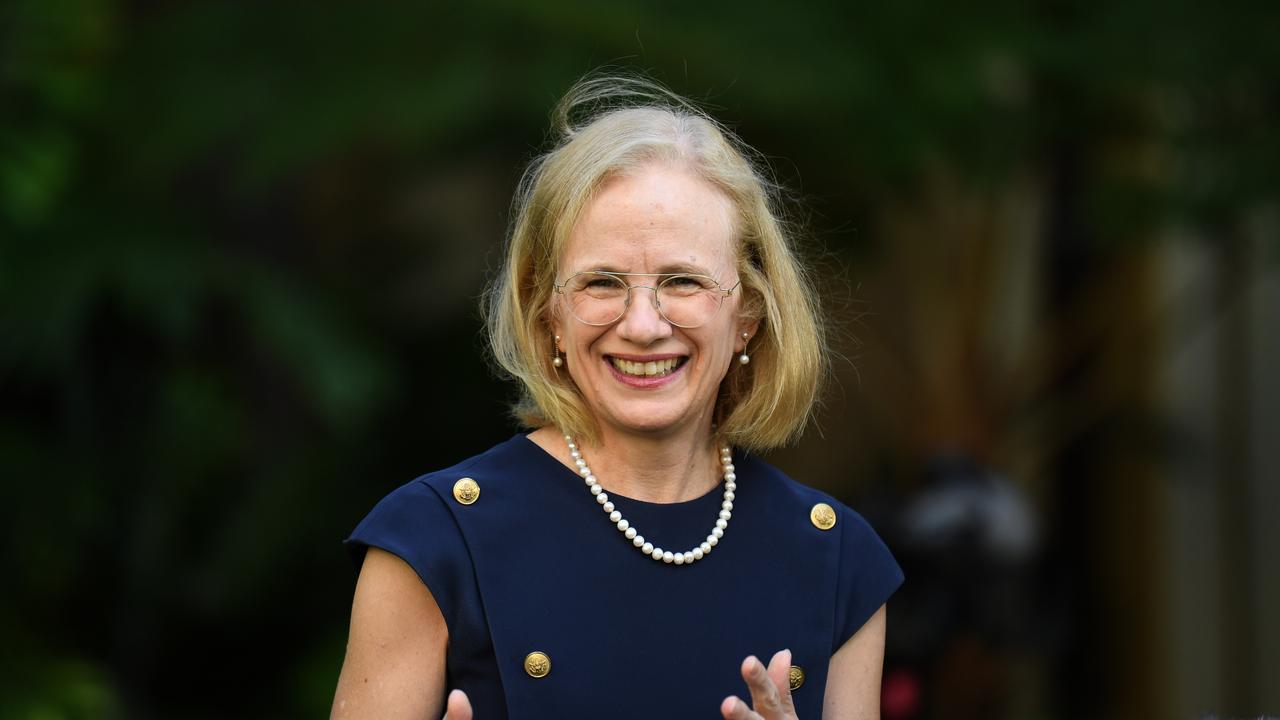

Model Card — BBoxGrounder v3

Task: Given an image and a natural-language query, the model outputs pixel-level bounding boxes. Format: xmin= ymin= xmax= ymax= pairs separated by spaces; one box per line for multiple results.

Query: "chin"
xmin=601 ymin=406 xmax=697 ymax=437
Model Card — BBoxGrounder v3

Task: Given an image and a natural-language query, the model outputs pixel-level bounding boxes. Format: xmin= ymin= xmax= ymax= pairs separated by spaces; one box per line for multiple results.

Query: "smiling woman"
xmin=331 ymin=73 xmax=903 ymax=720
xmin=548 ymin=163 xmax=752 ymax=445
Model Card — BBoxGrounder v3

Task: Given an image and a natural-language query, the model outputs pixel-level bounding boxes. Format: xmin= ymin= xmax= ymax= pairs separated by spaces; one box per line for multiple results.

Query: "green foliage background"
xmin=2 ymin=1 xmax=1276 ymax=717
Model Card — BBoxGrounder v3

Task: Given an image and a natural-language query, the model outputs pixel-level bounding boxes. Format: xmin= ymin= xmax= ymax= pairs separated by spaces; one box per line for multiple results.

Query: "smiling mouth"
xmin=608 ymin=356 xmax=686 ymax=377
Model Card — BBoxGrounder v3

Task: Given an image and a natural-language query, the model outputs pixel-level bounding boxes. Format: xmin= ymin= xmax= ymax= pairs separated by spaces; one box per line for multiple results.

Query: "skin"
xmin=538 ymin=162 xmax=758 ymax=503
xmin=331 ymin=163 xmax=888 ymax=718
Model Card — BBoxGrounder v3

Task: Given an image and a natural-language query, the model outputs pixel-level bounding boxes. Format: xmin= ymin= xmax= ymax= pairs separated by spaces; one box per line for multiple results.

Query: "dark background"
xmin=3 ymin=1 xmax=1277 ymax=718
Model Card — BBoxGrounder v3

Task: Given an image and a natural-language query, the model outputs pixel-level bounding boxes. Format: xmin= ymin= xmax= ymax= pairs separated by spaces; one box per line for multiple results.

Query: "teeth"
xmin=611 ymin=357 xmax=680 ymax=377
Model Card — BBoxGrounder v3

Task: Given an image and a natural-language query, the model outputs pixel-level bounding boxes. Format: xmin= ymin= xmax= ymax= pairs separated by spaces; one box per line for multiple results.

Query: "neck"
xmin=530 ymin=422 xmax=722 ymax=504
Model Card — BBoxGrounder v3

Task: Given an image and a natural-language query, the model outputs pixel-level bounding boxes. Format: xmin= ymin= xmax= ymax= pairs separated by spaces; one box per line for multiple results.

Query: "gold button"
xmin=788 ymin=665 xmax=805 ymax=691
xmin=524 ymin=651 xmax=551 ymax=678
xmin=810 ymin=502 xmax=837 ymax=530
xmin=452 ymin=477 xmax=480 ymax=505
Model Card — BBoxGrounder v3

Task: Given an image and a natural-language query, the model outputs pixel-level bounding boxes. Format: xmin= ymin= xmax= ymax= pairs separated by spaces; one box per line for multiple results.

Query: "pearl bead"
xmin=565 ymin=435 xmax=739 ymax=568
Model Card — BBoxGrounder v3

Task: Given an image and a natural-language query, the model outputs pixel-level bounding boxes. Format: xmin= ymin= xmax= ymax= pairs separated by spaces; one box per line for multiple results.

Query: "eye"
xmin=571 ymin=273 xmax=628 ymax=296
xmin=664 ymin=274 xmax=716 ymax=290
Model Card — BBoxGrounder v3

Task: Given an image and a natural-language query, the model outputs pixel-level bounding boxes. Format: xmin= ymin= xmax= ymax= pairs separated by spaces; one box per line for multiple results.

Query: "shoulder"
xmin=350 ymin=432 xmax=552 ymax=533
xmin=740 ymin=452 xmax=903 ymax=644
xmin=739 ymin=451 xmax=879 ymax=538
xmin=354 ymin=434 xmax=534 ymax=521
xmin=409 ymin=433 xmax=539 ymax=500
xmin=344 ymin=435 xmax=535 ymax=618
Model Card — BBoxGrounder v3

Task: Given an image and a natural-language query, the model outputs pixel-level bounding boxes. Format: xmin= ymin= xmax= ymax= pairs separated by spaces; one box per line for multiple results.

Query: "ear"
xmin=543 ymin=302 xmax=565 ymax=344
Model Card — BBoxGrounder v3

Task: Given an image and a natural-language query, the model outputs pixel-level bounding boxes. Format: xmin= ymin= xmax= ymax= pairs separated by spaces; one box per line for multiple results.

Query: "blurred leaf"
xmin=0 ymin=129 xmax=74 ymax=225
xmin=0 ymin=656 xmax=119 ymax=720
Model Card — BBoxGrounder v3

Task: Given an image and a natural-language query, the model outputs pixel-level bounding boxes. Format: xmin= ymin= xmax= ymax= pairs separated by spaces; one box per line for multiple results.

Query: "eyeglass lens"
xmin=564 ymin=272 xmax=725 ymax=328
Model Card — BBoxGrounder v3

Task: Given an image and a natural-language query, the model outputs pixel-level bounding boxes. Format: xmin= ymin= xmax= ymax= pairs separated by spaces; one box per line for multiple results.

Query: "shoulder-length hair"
xmin=482 ymin=72 xmax=827 ymax=452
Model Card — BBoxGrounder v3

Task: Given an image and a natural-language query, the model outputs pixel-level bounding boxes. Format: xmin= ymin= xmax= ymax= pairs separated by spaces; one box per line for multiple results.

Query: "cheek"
xmin=564 ymin=327 xmax=604 ymax=358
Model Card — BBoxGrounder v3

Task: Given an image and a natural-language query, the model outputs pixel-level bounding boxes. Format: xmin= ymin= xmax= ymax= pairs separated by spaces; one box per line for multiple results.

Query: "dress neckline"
xmin=515 ymin=432 xmax=728 ymax=508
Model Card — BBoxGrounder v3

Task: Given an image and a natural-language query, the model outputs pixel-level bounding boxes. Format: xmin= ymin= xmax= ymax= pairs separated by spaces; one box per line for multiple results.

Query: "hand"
xmin=720 ymin=649 xmax=799 ymax=720
xmin=442 ymin=689 xmax=472 ymax=720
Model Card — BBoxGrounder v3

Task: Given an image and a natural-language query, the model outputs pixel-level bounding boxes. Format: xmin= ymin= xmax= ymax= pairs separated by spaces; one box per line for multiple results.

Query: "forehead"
xmin=560 ymin=164 xmax=738 ymax=275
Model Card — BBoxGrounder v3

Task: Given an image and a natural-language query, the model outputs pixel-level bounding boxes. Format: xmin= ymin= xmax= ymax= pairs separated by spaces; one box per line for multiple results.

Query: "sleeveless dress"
xmin=346 ymin=434 xmax=902 ymax=719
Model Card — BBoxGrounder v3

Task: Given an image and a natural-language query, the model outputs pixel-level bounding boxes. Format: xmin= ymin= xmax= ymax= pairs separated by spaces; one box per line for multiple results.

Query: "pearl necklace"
xmin=565 ymin=434 xmax=736 ymax=565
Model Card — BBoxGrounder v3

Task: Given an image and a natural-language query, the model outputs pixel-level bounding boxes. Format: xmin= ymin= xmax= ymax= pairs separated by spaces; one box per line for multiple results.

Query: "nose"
xmin=615 ymin=285 xmax=673 ymax=344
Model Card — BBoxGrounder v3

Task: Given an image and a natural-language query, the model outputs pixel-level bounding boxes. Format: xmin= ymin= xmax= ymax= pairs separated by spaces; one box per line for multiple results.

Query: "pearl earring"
xmin=739 ymin=332 xmax=750 ymax=365
xmin=553 ymin=335 xmax=563 ymax=368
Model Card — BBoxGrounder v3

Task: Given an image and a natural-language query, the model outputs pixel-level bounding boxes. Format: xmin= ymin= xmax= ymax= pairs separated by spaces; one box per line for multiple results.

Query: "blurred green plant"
xmin=0 ymin=656 xmax=119 ymax=720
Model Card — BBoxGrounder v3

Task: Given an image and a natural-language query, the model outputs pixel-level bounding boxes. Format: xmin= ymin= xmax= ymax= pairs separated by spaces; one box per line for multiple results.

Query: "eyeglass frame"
xmin=552 ymin=270 xmax=743 ymax=328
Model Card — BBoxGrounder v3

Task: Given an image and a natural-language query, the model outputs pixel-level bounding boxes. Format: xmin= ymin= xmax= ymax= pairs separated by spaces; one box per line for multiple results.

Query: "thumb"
xmin=444 ymin=689 xmax=473 ymax=720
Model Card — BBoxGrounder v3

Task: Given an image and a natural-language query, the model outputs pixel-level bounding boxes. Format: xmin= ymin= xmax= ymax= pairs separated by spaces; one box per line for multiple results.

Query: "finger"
xmin=720 ymin=695 xmax=763 ymax=720
xmin=764 ymin=649 xmax=797 ymax=714
xmin=443 ymin=689 xmax=473 ymax=720
xmin=741 ymin=655 xmax=784 ymax=717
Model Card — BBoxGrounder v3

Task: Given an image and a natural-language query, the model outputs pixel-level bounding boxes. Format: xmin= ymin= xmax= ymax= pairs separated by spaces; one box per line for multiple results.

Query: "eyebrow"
xmin=573 ymin=262 xmax=715 ymax=276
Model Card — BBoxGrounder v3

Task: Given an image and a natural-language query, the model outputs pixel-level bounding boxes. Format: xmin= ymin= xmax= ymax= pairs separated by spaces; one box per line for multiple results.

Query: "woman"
xmin=332 ymin=74 xmax=902 ymax=720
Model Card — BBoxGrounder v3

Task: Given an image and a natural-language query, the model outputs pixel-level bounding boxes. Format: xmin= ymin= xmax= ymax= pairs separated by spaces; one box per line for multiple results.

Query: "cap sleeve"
xmin=344 ymin=478 xmax=470 ymax=630
xmin=833 ymin=503 xmax=904 ymax=650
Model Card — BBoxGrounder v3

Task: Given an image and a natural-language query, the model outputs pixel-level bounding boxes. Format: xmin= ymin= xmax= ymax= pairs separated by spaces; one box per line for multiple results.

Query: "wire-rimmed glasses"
xmin=553 ymin=271 xmax=740 ymax=328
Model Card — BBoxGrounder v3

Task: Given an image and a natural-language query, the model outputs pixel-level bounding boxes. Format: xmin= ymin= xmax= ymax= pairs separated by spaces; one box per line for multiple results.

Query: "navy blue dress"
xmin=347 ymin=434 xmax=902 ymax=719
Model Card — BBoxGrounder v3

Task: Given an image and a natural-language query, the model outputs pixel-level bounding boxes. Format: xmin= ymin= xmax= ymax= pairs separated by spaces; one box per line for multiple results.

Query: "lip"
xmin=606 ymin=353 xmax=685 ymax=362
xmin=604 ymin=354 xmax=687 ymax=388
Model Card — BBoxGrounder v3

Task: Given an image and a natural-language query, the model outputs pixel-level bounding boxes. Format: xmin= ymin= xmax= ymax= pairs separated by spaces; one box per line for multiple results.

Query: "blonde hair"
xmin=482 ymin=72 xmax=827 ymax=452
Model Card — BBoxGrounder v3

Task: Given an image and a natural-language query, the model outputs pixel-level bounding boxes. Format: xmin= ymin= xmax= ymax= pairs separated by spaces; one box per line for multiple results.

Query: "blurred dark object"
xmin=872 ymin=455 xmax=1047 ymax=720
